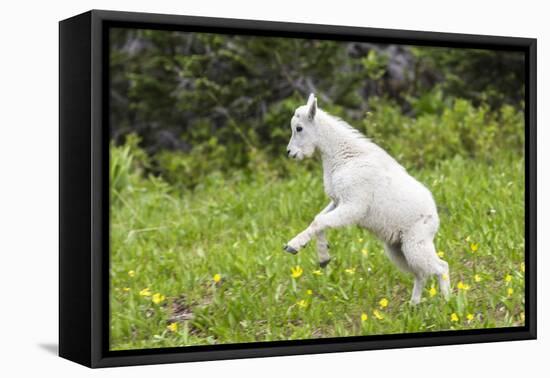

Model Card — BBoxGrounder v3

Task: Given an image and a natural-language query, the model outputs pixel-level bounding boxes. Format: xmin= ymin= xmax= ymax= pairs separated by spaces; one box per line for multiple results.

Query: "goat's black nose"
xmin=287 ymin=149 xmax=291 ymax=156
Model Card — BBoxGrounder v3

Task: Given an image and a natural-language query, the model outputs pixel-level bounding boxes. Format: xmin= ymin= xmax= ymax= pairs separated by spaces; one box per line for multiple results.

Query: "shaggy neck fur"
xmin=313 ymin=109 xmax=379 ymax=169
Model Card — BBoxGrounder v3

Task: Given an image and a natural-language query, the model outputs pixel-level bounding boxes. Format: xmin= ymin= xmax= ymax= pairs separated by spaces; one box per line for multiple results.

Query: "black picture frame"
xmin=59 ymin=9 xmax=537 ymax=368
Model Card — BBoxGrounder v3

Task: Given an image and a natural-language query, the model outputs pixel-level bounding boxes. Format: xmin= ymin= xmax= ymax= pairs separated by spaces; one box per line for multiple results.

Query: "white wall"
xmin=0 ymin=0 xmax=546 ymax=376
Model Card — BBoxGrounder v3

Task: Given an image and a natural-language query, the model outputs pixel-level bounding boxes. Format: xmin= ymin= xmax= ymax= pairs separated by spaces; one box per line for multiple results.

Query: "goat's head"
xmin=286 ymin=93 xmax=318 ymax=160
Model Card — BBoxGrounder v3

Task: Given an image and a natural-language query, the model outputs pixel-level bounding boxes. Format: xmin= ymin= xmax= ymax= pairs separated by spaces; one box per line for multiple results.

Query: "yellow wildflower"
xmin=441 ymin=273 xmax=449 ymax=281
xmin=379 ymin=298 xmax=389 ymax=308
xmin=505 ymin=274 xmax=513 ymax=284
xmin=362 ymin=248 xmax=369 ymax=257
xmin=457 ymin=281 xmax=470 ymax=291
xmin=474 ymin=274 xmax=482 ymax=283
xmin=296 ymin=299 xmax=307 ymax=308
xmin=167 ymin=322 xmax=178 ymax=332
xmin=520 ymin=262 xmax=525 ymax=273
xmin=122 ymin=287 xmax=130 ymax=292
xmin=470 ymin=243 xmax=479 ymax=253
xmin=291 ymin=266 xmax=303 ymax=278
xmin=152 ymin=293 xmax=165 ymax=304
xmin=312 ymin=270 xmax=323 ymax=276
xmin=128 ymin=270 xmax=135 ymax=278
xmin=139 ymin=288 xmax=152 ymax=297
xmin=450 ymin=313 xmax=459 ymax=322
xmin=358 ymin=237 xmax=364 ymax=243
xmin=466 ymin=313 xmax=474 ymax=321
xmin=437 ymin=251 xmax=445 ymax=258
xmin=306 ymin=289 xmax=313 ymax=295
xmin=361 ymin=313 xmax=368 ymax=322
xmin=507 ymin=287 xmax=514 ymax=297
xmin=213 ymin=273 xmax=222 ymax=283
xmin=345 ymin=267 xmax=356 ymax=275
xmin=373 ymin=309 xmax=384 ymax=320
xmin=429 ymin=287 xmax=437 ymax=297
xmin=465 ymin=235 xmax=471 ymax=242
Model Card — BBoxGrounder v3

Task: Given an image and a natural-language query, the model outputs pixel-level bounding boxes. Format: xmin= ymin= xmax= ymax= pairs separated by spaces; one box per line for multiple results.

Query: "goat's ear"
xmin=306 ymin=93 xmax=317 ymax=121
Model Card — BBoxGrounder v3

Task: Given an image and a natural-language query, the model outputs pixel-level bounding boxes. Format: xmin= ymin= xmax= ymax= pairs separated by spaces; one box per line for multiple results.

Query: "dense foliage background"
xmin=109 ymin=28 xmax=526 ymax=350
xmin=110 ymin=29 xmax=524 ymax=188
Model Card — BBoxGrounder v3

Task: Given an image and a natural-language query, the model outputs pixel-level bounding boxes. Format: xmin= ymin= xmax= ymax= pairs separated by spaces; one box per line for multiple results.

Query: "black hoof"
xmin=283 ymin=245 xmax=298 ymax=254
xmin=319 ymin=259 xmax=331 ymax=268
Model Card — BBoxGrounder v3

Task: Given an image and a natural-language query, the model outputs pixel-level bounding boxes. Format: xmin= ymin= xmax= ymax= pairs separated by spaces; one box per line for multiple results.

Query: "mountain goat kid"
xmin=284 ymin=94 xmax=450 ymax=304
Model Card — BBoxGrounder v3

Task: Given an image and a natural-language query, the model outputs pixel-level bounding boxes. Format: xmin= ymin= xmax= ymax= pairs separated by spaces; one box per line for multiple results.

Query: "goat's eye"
xmin=296 ymin=126 xmax=303 ymax=132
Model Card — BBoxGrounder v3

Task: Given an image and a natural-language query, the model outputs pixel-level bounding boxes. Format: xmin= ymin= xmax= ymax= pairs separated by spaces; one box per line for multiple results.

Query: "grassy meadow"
xmin=110 ymin=145 xmax=525 ymax=351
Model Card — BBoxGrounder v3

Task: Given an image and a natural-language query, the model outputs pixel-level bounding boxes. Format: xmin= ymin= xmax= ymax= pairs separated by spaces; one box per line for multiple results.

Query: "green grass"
xmin=109 ymin=151 xmax=525 ymax=351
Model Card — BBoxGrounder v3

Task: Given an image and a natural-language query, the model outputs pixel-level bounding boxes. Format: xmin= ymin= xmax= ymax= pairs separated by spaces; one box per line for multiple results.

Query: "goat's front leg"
xmin=316 ymin=202 xmax=336 ymax=267
xmin=316 ymin=230 xmax=331 ymax=268
xmin=284 ymin=203 xmax=361 ymax=254
xmin=284 ymin=201 xmax=335 ymax=256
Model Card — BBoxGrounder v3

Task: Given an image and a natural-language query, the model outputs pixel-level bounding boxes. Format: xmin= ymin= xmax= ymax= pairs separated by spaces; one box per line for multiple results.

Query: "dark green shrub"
xmin=363 ymin=95 xmax=524 ymax=168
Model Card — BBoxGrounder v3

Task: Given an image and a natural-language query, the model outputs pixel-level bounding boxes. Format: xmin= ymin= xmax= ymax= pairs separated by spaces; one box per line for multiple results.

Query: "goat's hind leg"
xmin=401 ymin=233 xmax=448 ymax=305
xmin=411 ymin=274 xmax=428 ymax=305
xmin=385 ymin=242 xmax=432 ymax=305
xmin=437 ymin=258 xmax=451 ymax=300
xmin=384 ymin=242 xmax=412 ymax=274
